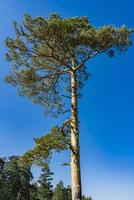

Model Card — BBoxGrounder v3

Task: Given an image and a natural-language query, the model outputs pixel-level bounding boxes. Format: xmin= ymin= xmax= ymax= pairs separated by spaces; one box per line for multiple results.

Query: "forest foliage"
xmin=0 ymin=156 xmax=92 ymax=200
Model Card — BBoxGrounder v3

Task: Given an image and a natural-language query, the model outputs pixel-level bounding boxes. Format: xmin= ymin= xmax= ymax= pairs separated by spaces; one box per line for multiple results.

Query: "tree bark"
xmin=70 ymin=70 xmax=82 ymax=200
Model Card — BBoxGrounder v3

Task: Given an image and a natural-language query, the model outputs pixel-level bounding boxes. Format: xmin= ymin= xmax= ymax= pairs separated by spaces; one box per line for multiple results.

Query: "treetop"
xmin=5 ymin=13 xmax=133 ymax=117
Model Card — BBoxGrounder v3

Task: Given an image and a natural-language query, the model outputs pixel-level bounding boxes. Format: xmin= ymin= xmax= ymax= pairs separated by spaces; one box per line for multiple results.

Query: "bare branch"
xmin=61 ymin=94 xmax=71 ymax=99
xmin=74 ymin=51 xmax=98 ymax=71
xmin=62 ymin=109 xmax=71 ymax=115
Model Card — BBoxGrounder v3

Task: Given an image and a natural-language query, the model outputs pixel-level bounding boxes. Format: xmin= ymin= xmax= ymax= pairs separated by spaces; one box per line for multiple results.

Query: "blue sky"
xmin=0 ymin=0 xmax=134 ymax=200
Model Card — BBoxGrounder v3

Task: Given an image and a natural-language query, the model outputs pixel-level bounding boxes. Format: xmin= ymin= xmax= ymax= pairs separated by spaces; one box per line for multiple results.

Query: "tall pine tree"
xmin=5 ymin=13 xmax=133 ymax=200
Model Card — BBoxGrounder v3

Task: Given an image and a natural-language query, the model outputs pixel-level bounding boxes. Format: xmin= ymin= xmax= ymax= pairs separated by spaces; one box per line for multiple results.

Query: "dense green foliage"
xmin=21 ymin=123 xmax=71 ymax=168
xmin=0 ymin=156 xmax=92 ymax=200
xmin=52 ymin=181 xmax=72 ymax=200
xmin=5 ymin=13 xmax=133 ymax=117
xmin=0 ymin=156 xmax=32 ymax=200
xmin=37 ymin=168 xmax=53 ymax=200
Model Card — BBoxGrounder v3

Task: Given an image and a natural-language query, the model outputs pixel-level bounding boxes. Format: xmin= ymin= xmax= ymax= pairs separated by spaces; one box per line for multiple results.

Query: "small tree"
xmin=37 ymin=168 xmax=53 ymax=200
xmin=64 ymin=186 xmax=72 ymax=200
xmin=5 ymin=13 xmax=133 ymax=200
xmin=30 ymin=183 xmax=39 ymax=200
xmin=52 ymin=181 xmax=65 ymax=200
xmin=82 ymin=195 xmax=92 ymax=200
xmin=52 ymin=181 xmax=71 ymax=200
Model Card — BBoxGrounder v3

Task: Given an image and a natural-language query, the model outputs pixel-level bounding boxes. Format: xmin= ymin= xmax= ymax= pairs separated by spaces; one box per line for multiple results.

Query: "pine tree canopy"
xmin=5 ymin=13 xmax=133 ymax=117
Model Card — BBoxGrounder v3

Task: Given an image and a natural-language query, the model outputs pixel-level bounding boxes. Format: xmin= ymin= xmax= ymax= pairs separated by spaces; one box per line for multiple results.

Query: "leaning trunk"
xmin=70 ymin=70 xmax=82 ymax=200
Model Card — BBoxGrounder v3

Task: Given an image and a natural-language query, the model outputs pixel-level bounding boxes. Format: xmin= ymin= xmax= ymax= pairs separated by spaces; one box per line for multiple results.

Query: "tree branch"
xmin=61 ymin=94 xmax=71 ymax=99
xmin=62 ymin=109 xmax=71 ymax=115
xmin=74 ymin=51 xmax=99 ymax=71
xmin=39 ymin=69 xmax=70 ymax=80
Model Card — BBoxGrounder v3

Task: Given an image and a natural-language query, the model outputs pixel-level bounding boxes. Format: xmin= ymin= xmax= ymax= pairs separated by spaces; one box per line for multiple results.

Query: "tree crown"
xmin=5 ymin=13 xmax=133 ymax=117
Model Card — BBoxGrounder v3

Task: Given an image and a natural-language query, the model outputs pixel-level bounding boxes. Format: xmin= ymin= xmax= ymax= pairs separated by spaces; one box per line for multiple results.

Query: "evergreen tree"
xmin=30 ymin=183 xmax=39 ymax=200
xmin=37 ymin=168 xmax=53 ymax=200
xmin=0 ymin=156 xmax=32 ymax=200
xmin=0 ymin=158 xmax=8 ymax=200
xmin=5 ymin=13 xmax=133 ymax=200
xmin=52 ymin=181 xmax=64 ymax=200
xmin=52 ymin=183 xmax=91 ymax=200
xmin=64 ymin=185 xmax=72 ymax=200
xmin=82 ymin=195 xmax=92 ymax=200
xmin=52 ymin=181 xmax=71 ymax=200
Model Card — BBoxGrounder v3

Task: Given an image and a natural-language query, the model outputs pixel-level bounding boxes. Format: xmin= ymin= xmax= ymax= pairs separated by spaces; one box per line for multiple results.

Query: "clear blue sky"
xmin=0 ymin=0 xmax=134 ymax=200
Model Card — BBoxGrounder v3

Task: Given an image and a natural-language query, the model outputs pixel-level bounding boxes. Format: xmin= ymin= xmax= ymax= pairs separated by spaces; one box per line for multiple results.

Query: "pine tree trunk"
xmin=70 ymin=70 xmax=82 ymax=200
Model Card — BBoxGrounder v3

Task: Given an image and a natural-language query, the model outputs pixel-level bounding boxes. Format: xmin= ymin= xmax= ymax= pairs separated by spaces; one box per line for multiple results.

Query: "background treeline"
xmin=0 ymin=156 xmax=92 ymax=200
